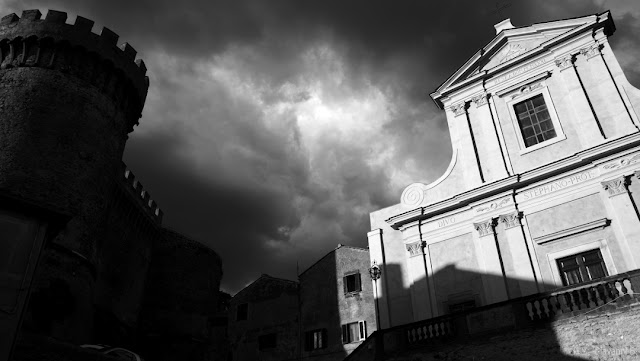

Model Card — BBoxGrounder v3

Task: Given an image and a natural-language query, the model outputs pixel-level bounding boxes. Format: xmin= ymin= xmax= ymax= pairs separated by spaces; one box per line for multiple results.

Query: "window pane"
xmin=348 ymin=323 xmax=358 ymax=343
xmin=586 ymin=264 xmax=606 ymax=280
xmin=563 ymin=269 xmax=582 ymax=286
xmin=514 ymin=94 xmax=556 ymax=147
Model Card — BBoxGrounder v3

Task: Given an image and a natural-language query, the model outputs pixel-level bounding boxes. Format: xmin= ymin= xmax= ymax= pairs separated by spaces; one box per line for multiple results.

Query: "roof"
xmin=430 ymin=11 xmax=614 ymax=108
xmin=298 ymin=244 xmax=369 ymax=278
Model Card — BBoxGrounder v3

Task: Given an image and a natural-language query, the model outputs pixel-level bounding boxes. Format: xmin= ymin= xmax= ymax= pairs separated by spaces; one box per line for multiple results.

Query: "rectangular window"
xmin=258 ymin=333 xmax=277 ymax=350
xmin=304 ymin=329 xmax=327 ymax=351
xmin=341 ymin=321 xmax=366 ymax=343
xmin=236 ymin=303 xmax=248 ymax=321
xmin=448 ymin=299 xmax=476 ymax=314
xmin=343 ymin=273 xmax=362 ymax=294
xmin=557 ymin=249 xmax=607 ymax=286
xmin=514 ymin=94 xmax=556 ymax=148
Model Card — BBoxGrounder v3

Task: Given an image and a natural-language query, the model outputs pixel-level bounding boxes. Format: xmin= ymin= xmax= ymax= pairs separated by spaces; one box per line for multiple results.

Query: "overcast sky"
xmin=2 ymin=0 xmax=639 ymax=294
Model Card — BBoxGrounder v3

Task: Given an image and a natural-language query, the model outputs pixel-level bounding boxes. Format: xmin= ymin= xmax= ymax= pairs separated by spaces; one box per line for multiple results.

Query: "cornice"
xmin=431 ymin=11 xmax=611 ymax=108
xmin=387 ymin=132 xmax=640 ymax=230
xmin=533 ymin=218 xmax=610 ymax=244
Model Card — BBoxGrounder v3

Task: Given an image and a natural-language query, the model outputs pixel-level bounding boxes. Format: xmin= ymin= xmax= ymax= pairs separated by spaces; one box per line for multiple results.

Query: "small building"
xmin=228 ymin=245 xmax=378 ymax=361
xmin=228 ymin=275 xmax=299 ymax=361
xmin=299 ymin=245 xmax=377 ymax=361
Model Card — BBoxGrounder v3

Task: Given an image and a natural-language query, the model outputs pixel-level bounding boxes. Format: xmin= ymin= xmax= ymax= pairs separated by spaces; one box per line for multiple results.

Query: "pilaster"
xmin=497 ymin=211 xmax=539 ymax=297
xmin=554 ymin=53 xmax=605 ymax=146
xmin=600 ymin=175 xmax=639 ymax=270
xmin=469 ymin=92 xmax=509 ymax=182
xmin=404 ymin=240 xmax=434 ymax=321
xmin=576 ymin=43 xmax=637 ymax=136
xmin=472 ymin=218 xmax=508 ymax=304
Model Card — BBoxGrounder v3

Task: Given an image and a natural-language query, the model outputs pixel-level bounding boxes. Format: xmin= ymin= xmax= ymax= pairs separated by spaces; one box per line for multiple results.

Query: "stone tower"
xmin=0 ymin=9 xmax=149 ymax=343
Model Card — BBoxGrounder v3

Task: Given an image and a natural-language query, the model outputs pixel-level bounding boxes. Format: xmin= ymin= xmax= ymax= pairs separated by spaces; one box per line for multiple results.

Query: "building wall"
xmin=368 ymin=11 xmax=640 ymax=329
xmin=228 ymin=276 xmax=299 ymax=361
xmin=299 ymin=246 xmax=377 ymax=360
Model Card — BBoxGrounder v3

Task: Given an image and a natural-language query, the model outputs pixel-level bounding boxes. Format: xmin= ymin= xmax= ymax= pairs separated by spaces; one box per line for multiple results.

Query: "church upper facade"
xmin=368 ymin=11 xmax=640 ymax=328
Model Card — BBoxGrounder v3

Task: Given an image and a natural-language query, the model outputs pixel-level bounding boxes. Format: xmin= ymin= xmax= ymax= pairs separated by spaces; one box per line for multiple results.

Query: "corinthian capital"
xmin=474 ymin=218 xmax=496 ymax=237
xmin=554 ymin=55 xmax=574 ymax=71
xmin=498 ymin=211 xmax=522 ymax=229
xmin=601 ymin=176 xmax=629 ymax=197
xmin=450 ymin=102 xmax=467 ymax=117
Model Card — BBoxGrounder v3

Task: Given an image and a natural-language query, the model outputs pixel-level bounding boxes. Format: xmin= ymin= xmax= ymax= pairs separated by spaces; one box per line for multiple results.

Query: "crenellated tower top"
xmin=0 ymin=9 xmax=149 ymax=131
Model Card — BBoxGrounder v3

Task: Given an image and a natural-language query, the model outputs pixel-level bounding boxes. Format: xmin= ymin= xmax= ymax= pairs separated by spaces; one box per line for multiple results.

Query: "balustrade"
xmin=525 ymin=276 xmax=635 ymax=321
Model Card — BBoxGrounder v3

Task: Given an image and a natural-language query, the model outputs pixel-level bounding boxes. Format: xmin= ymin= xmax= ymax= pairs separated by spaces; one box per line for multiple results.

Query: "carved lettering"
xmin=437 ymin=216 xmax=456 ymax=228
xmin=493 ymin=58 xmax=548 ymax=85
xmin=521 ymin=170 xmax=597 ymax=200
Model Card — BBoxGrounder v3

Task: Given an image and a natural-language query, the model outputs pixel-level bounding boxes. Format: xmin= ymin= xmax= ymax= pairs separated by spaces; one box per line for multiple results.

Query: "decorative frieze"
xmin=499 ymin=211 xmax=522 ymax=229
xmin=580 ymin=44 xmax=601 ymax=60
xmin=554 ymin=55 xmax=574 ymax=71
xmin=601 ymin=176 xmax=629 ymax=197
xmin=451 ymin=102 xmax=467 ymax=116
xmin=474 ymin=218 xmax=496 ymax=237
xmin=406 ymin=241 xmax=425 ymax=257
xmin=472 ymin=93 xmax=488 ymax=107
xmin=510 ymin=82 xmax=543 ymax=100
xmin=475 ymin=196 xmax=512 ymax=214
xmin=601 ymin=153 xmax=640 ymax=171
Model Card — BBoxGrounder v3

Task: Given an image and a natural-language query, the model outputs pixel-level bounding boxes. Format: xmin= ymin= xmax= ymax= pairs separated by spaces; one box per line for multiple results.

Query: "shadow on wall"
xmin=348 ymin=263 xmax=640 ymax=361
xmin=299 ymin=249 xmax=347 ymax=361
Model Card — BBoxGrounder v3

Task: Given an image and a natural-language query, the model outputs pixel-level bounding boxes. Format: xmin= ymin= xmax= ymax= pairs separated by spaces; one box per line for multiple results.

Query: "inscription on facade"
xmin=437 ymin=216 xmax=456 ymax=228
xmin=521 ymin=170 xmax=597 ymax=200
xmin=493 ymin=58 xmax=549 ymax=85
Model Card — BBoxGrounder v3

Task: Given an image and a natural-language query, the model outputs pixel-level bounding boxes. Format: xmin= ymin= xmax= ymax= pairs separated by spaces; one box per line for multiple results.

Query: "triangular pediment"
xmin=431 ymin=12 xmax=612 ymax=106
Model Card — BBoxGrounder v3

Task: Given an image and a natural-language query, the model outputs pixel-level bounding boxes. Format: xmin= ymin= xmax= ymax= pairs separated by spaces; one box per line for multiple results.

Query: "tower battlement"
xmin=120 ymin=162 xmax=163 ymax=223
xmin=0 ymin=9 xmax=149 ymax=131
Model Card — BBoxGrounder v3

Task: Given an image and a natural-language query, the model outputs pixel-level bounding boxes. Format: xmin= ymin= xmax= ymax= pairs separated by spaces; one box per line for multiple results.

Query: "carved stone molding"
xmin=498 ymin=211 xmax=522 ymax=229
xmin=406 ymin=241 xmax=425 ymax=257
xmin=601 ymin=153 xmax=640 ymax=171
xmin=554 ymin=55 xmax=574 ymax=71
xmin=475 ymin=196 xmax=512 ymax=214
xmin=510 ymin=82 xmax=543 ymax=100
xmin=401 ymin=183 xmax=426 ymax=207
xmin=580 ymin=44 xmax=601 ymax=60
xmin=472 ymin=93 xmax=488 ymax=107
xmin=601 ymin=176 xmax=629 ymax=197
xmin=451 ymin=102 xmax=467 ymax=116
xmin=474 ymin=218 xmax=496 ymax=237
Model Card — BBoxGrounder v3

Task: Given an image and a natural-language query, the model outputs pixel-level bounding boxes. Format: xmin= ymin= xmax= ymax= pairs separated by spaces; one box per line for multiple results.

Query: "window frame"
xmin=557 ymin=249 xmax=608 ymax=286
xmin=341 ymin=320 xmax=366 ymax=344
xmin=304 ymin=328 xmax=327 ymax=351
xmin=343 ymin=272 xmax=362 ymax=295
xmin=506 ymin=85 xmax=565 ymax=154
xmin=236 ymin=303 xmax=248 ymax=321
xmin=547 ymin=240 xmax=616 ymax=288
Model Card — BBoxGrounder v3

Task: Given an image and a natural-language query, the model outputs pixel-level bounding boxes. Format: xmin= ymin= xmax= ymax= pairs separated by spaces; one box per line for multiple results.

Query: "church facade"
xmin=368 ymin=11 xmax=640 ymax=328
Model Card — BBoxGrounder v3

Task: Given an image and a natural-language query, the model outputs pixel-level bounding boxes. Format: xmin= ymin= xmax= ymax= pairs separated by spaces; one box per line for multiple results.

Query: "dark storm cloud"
xmin=2 ymin=0 xmax=639 ymax=293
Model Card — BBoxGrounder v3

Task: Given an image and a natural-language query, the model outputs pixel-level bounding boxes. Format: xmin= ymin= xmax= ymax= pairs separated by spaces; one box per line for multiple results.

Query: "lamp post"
xmin=368 ymin=261 xmax=382 ymax=330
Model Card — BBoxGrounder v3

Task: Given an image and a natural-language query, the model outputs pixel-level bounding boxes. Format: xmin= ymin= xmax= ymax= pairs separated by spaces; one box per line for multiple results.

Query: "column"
xmin=473 ymin=218 xmax=508 ymax=304
xmin=405 ymin=241 xmax=434 ymax=321
xmin=469 ymin=93 xmax=509 ymax=182
xmin=498 ymin=211 xmax=539 ymax=297
xmin=601 ymin=176 xmax=640 ymax=270
xmin=554 ymin=54 xmax=605 ymax=145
